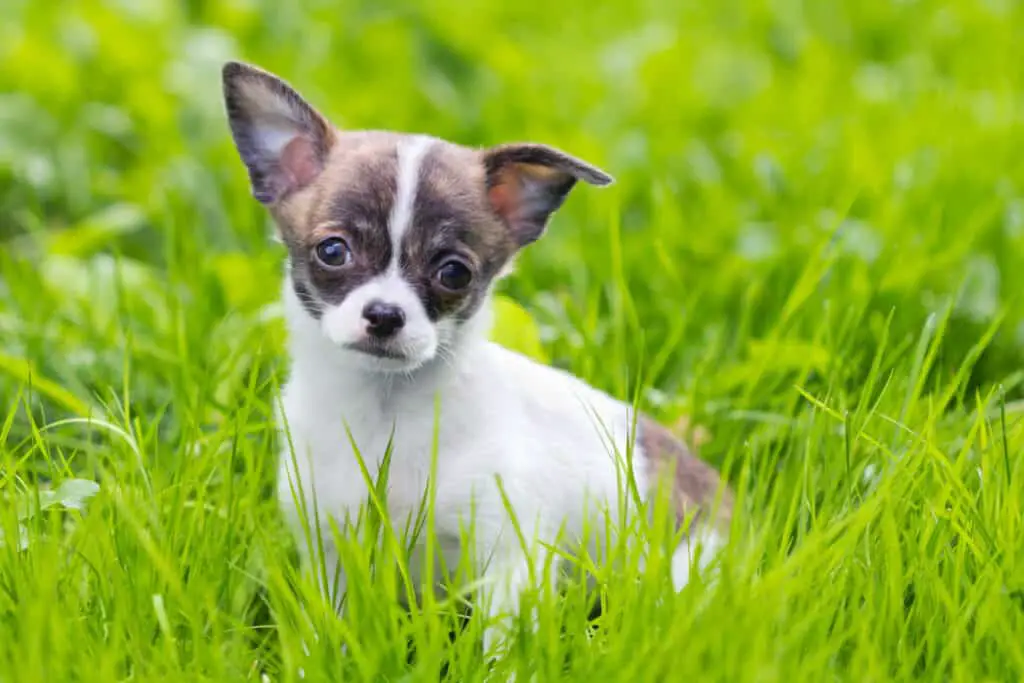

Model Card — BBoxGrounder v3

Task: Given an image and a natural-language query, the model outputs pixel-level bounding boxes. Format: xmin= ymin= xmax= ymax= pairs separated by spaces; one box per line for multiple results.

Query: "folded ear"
xmin=222 ymin=61 xmax=336 ymax=204
xmin=483 ymin=143 xmax=614 ymax=247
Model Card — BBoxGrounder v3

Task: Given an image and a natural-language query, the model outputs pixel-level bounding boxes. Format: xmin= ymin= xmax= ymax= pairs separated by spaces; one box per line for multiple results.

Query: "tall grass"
xmin=2 ymin=0 xmax=1024 ymax=680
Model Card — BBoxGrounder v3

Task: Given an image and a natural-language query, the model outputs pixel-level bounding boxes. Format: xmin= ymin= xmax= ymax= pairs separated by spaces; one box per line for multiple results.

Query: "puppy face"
xmin=221 ymin=61 xmax=613 ymax=372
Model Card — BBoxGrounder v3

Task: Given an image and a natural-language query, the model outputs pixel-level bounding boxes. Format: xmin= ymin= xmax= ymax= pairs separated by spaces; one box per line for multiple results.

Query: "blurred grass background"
xmin=2 ymin=0 xmax=1024 ymax=681
xmin=3 ymin=0 xmax=1022 ymax=428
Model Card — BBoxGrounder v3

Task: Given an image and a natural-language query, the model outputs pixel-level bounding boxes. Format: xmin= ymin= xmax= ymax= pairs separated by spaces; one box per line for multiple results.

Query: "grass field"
xmin=3 ymin=0 xmax=1024 ymax=681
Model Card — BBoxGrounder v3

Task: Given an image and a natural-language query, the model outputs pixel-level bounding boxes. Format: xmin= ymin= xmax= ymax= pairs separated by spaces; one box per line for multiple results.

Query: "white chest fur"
xmin=275 ymin=285 xmax=649 ymax=630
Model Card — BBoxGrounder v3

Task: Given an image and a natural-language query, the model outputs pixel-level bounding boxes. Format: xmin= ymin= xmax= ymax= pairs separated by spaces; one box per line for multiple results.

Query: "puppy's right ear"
xmin=483 ymin=143 xmax=613 ymax=248
xmin=222 ymin=61 xmax=336 ymax=204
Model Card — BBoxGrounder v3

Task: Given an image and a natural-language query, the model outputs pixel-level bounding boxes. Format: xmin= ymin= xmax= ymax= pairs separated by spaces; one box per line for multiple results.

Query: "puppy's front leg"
xmin=480 ymin=550 xmax=530 ymax=657
xmin=478 ymin=543 xmax=553 ymax=659
xmin=300 ymin=535 xmax=348 ymax=615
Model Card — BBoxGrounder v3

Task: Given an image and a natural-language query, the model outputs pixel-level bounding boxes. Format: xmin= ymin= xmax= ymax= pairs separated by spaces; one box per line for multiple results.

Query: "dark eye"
xmin=436 ymin=259 xmax=473 ymax=291
xmin=314 ymin=237 xmax=352 ymax=268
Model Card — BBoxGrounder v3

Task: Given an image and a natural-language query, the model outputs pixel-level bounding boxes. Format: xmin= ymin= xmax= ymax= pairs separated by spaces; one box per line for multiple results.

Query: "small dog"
xmin=221 ymin=61 xmax=733 ymax=654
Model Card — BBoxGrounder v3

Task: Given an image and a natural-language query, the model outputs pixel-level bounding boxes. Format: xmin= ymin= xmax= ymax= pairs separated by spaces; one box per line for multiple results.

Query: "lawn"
xmin=2 ymin=0 xmax=1024 ymax=681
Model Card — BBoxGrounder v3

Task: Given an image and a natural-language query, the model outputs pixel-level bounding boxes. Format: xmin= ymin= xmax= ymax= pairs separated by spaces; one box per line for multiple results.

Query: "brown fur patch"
xmin=272 ymin=134 xmax=523 ymax=324
xmin=399 ymin=142 xmax=519 ymax=321
xmin=637 ymin=415 xmax=733 ymax=532
xmin=272 ymin=132 xmax=401 ymax=239
xmin=271 ymin=132 xmax=402 ymax=316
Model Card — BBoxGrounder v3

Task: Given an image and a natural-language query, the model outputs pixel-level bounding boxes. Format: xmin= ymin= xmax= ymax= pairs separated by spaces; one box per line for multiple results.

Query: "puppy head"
xmin=222 ymin=61 xmax=613 ymax=373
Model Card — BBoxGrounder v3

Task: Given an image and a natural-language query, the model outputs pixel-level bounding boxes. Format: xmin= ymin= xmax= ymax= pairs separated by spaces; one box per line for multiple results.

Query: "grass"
xmin=2 ymin=0 xmax=1024 ymax=680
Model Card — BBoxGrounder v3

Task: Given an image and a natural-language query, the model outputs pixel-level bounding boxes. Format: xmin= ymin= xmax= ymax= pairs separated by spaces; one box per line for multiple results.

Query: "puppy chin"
xmin=320 ymin=324 xmax=438 ymax=374
xmin=350 ymin=351 xmax=433 ymax=374
xmin=337 ymin=342 xmax=436 ymax=374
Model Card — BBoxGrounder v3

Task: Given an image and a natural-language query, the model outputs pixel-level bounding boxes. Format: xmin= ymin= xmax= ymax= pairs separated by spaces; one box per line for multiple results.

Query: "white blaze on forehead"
xmin=387 ymin=135 xmax=435 ymax=268
xmin=315 ymin=135 xmax=441 ymax=368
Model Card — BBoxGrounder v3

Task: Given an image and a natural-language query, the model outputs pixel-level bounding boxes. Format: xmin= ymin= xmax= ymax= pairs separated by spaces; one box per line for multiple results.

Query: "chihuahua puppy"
xmin=221 ymin=61 xmax=733 ymax=654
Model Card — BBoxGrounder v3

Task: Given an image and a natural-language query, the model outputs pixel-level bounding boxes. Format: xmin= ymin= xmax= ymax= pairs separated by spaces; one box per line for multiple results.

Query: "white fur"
xmin=234 ymin=78 xmax=308 ymax=155
xmin=388 ymin=135 xmax=435 ymax=251
xmin=318 ymin=275 xmax=445 ymax=372
xmin=277 ymin=282 xmax=725 ymax=656
xmin=274 ymin=133 xmax=724 ymax=654
xmin=670 ymin=526 xmax=726 ymax=590
xmin=256 ymin=126 xmax=300 ymax=156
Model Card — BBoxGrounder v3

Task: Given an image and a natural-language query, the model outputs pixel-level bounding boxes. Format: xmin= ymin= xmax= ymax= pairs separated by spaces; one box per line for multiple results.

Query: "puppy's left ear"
xmin=222 ymin=61 xmax=336 ymax=205
xmin=483 ymin=143 xmax=613 ymax=247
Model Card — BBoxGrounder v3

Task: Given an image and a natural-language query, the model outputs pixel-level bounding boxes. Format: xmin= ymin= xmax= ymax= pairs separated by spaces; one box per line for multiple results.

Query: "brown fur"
xmin=637 ymin=415 xmax=733 ymax=532
xmin=402 ymin=142 xmax=520 ymax=321
xmin=271 ymin=133 xmax=402 ymax=317
xmin=483 ymin=144 xmax=613 ymax=246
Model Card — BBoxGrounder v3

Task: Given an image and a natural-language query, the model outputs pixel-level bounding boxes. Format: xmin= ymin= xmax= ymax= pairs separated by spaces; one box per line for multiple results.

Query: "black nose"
xmin=362 ymin=301 xmax=406 ymax=338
